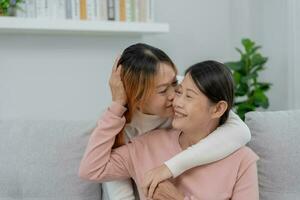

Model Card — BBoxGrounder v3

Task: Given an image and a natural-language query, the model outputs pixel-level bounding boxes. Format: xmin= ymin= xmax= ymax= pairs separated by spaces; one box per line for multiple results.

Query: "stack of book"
xmin=16 ymin=0 xmax=154 ymax=22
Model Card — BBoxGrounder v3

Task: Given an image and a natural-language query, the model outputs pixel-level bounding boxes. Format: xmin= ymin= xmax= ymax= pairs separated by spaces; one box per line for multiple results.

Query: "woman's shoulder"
xmin=206 ymin=146 xmax=259 ymax=180
xmin=236 ymin=146 xmax=259 ymax=160
xmin=229 ymin=146 xmax=259 ymax=169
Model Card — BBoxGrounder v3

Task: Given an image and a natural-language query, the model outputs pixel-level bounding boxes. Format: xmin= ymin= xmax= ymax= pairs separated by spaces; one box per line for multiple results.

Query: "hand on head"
xmin=109 ymin=56 xmax=127 ymax=106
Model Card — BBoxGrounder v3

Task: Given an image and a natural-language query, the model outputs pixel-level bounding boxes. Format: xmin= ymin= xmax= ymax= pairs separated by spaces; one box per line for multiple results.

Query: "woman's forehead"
xmin=155 ymin=63 xmax=176 ymax=85
xmin=181 ymin=75 xmax=198 ymax=90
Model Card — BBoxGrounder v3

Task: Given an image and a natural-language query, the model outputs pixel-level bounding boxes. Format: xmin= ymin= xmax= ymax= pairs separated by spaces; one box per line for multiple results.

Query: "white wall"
xmin=0 ymin=35 xmax=142 ymax=120
xmin=0 ymin=0 xmax=234 ymax=120
xmin=287 ymin=0 xmax=300 ymax=109
xmin=252 ymin=0 xmax=293 ymax=110
xmin=144 ymin=0 xmax=233 ymax=71
xmin=229 ymin=0 xmax=294 ymax=111
xmin=294 ymin=1 xmax=300 ymax=109
xmin=0 ymin=0 xmax=297 ymax=120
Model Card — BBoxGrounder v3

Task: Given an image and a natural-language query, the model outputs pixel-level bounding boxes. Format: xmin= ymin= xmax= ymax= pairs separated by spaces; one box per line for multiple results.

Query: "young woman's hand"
xmin=142 ymin=164 xmax=173 ymax=198
xmin=109 ymin=56 xmax=127 ymax=106
xmin=152 ymin=180 xmax=184 ymax=200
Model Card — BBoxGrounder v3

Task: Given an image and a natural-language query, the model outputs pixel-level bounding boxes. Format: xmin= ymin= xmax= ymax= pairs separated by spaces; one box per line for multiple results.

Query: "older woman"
xmin=79 ymin=60 xmax=259 ymax=200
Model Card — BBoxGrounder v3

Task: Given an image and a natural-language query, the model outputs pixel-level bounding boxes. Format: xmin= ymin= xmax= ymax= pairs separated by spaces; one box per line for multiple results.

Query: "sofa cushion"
xmin=245 ymin=110 xmax=300 ymax=200
xmin=0 ymin=120 xmax=101 ymax=200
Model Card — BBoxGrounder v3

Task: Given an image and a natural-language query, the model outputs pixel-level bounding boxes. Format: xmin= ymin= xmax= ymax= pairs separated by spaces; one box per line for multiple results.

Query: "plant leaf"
xmin=225 ymin=61 xmax=242 ymax=71
xmin=235 ymin=47 xmax=244 ymax=56
xmin=249 ymin=45 xmax=262 ymax=55
xmin=252 ymin=53 xmax=268 ymax=67
xmin=235 ymin=83 xmax=249 ymax=96
xmin=257 ymin=82 xmax=272 ymax=91
xmin=240 ymin=73 xmax=258 ymax=83
xmin=235 ymin=102 xmax=256 ymax=120
xmin=250 ymin=65 xmax=264 ymax=74
xmin=233 ymin=72 xmax=241 ymax=84
xmin=252 ymin=90 xmax=269 ymax=108
xmin=242 ymin=38 xmax=255 ymax=53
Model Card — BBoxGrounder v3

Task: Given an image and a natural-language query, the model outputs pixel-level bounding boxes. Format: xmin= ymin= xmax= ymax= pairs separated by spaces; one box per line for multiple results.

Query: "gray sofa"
xmin=246 ymin=110 xmax=300 ymax=200
xmin=0 ymin=110 xmax=299 ymax=200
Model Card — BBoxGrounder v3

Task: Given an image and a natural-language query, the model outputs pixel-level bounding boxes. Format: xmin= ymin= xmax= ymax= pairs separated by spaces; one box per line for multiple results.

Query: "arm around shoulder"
xmin=165 ymin=110 xmax=251 ymax=178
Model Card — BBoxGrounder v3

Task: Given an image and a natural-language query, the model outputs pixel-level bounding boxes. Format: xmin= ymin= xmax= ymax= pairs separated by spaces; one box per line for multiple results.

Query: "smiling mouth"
xmin=174 ymin=110 xmax=187 ymax=118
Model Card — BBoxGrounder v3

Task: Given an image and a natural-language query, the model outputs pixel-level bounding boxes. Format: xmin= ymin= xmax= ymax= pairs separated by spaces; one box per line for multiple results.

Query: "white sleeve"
xmin=102 ymin=179 xmax=136 ymax=200
xmin=164 ymin=110 xmax=251 ymax=177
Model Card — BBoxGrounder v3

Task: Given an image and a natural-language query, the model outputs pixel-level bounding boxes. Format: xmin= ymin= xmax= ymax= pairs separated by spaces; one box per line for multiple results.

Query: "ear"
xmin=211 ymin=101 xmax=228 ymax=119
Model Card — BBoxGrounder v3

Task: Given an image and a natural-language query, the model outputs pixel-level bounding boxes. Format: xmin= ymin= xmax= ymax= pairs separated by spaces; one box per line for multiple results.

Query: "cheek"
xmin=188 ymin=102 xmax=207 ymax=117
xmin=143 ymin=95 xmax=166 ymax=113
xmin=151 ymin=95 xmax=168 ymax=107
xmin=186 ymin=102 xmax=204 ymax=115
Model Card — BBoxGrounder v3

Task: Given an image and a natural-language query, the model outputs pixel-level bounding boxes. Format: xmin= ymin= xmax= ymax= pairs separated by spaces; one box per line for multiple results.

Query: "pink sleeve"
xmin=184 ymin=196 xmax=199 ymax=200
xmin=78 ymin=102 xmax=134 ymax=182
xmin=231 ymin=151 xmax=259 ymax=200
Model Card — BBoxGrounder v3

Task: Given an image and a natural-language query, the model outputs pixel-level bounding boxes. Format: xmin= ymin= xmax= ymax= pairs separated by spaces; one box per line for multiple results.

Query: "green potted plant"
xmin=0 ymin=0 xmax=24 ymax=16
xmin=225 ymin=38 xmax=272 ymax=120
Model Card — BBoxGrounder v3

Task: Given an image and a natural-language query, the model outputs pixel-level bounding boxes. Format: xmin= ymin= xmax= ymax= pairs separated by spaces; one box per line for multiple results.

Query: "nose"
xmin=172 ymin=92 xmax=183 ymax=108
xmin=167 ymin=86 xmax=176 ymax=101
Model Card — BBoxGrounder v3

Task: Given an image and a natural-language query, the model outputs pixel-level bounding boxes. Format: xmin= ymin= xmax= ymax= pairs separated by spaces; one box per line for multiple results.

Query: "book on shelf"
xmin=9 ymin=0 xmax=154 ymax=22
xmin=107 ymin=0 xmax=115 ymax=20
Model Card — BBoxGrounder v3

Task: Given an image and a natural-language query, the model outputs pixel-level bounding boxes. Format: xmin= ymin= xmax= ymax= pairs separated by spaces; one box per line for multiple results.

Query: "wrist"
xmin=112 ymin=98 xmax=127 ymax=106
xmin=116 ymin=100 xmax=127 ymax=106
xmin=110 ymin=102 xmax=127 ymax=117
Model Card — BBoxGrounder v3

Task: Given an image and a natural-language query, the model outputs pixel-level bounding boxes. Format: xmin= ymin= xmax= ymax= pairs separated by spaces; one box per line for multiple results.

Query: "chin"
xmin=161 ymin=109 xmax=174 ymax=118
xmin=172 ymin=119 xmax=182 ymax=130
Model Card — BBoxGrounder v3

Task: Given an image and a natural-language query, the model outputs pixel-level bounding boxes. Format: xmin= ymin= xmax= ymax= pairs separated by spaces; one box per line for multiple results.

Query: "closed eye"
xmin=175 ymin=90 xmax=182 ymax=95
xmin=172 ymin=80 xmax=178 ymax=87
xmin=159 ymin=89 xmax=167 ymax=94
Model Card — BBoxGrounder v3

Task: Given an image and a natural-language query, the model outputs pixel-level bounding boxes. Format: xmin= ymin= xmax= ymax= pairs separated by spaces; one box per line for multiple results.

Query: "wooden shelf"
xmin=0 ymin=17 xmax=169 ymax=36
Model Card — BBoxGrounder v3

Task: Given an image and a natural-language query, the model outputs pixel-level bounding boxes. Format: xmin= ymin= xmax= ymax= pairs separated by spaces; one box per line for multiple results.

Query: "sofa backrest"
xmin=245 ymin=110 xmax=300 ymax=200
xmin=0 ymin=120 xmax=101 ymax=200
xmin=2 ymin=109 xmax=300 ymax=200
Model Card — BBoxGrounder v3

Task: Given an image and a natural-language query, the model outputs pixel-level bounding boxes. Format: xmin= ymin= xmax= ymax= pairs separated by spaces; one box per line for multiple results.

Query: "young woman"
xmin=79 ymin=60 xmax=258 ymax=200
xmin=81 ymin=44 xmax=251 ymax=200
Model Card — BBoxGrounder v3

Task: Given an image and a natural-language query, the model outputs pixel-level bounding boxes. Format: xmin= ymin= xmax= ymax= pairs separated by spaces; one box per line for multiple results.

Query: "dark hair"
xmin=114 ymin=43 xmax=177 ymax=147
xmin=185 ymin=60 xmax=234 ymax=125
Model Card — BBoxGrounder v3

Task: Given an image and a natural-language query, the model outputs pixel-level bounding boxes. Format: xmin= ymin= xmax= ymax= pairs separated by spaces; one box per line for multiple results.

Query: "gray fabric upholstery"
xmin=0 ymin=120 xmax=101 ymax=200
xmin=245 ymin=110 xmax=300 ymax=200
xmin=1 ymin=109 xmax=299 ymax=200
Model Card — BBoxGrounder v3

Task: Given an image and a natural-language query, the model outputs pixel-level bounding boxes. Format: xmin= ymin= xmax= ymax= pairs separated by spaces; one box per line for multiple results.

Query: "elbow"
xmin=78 ymin=162 xmax=105 ymax=182
xmin=241 ymin=123 xmax=251 ymax=144
xmin=229 ymin=110 xmax=251 ymax=144
xmin=78 ymin=164 xmax=91 ymax=180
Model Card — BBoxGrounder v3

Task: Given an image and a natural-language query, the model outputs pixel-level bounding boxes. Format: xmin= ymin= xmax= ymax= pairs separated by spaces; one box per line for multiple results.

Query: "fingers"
xmin=148 ymin=179 xmax=159 ymax=198
xmin=110 ymin=56 xmax=122 ymax=81
xmin=143 ymin=186 xmax=150 ymax=199
xmin=142 ymin=174 xmax=152 ymax=197
xmin=116 ymin=64 xmax=122 ymax=75
xmin=112 ymin=55 xmax=121 ymax=72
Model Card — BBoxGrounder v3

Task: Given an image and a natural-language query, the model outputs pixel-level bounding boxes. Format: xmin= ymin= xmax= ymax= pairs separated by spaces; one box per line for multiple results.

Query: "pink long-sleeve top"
xmin=79 ymin=102 xmax=259 ymax=200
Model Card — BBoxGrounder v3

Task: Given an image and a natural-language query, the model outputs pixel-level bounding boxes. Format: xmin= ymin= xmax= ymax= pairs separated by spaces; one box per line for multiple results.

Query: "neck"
xmin=179 ymin=119 xmax=219 ymax=150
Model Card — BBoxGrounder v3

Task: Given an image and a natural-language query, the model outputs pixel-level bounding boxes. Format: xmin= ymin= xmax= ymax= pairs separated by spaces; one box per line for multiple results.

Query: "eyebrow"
xmin=156 ymin=77 xmax=177 ymax=88
xmin=186 ymin=88 xmax=199 ymax=95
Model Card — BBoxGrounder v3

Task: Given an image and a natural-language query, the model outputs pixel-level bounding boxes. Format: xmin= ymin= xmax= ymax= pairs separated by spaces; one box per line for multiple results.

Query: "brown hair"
xmin=113 ymin=43 xmax=177 ymax=147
